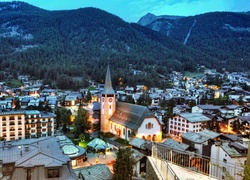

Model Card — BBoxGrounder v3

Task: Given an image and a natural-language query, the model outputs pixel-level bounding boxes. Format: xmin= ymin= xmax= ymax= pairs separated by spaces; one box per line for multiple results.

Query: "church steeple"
xmin=102 ymin=64 xmax=115 ymax=94
xmin=100 ymin=64 xmax=116 ymax=133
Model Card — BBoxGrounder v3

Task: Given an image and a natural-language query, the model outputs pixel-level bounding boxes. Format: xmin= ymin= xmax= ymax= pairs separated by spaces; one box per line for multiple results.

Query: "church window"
xmin=146 ymin=123 xmax=153 ymax=129
xmin=123 ymin=128 xmax=125 ymax=135
xmin=109 ymin=105 xmax=111 ymax=109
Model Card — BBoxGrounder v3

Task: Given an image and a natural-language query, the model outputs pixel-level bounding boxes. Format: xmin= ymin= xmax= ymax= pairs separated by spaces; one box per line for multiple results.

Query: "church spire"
xmin=102 ymin=64 xmax=115 ymax=94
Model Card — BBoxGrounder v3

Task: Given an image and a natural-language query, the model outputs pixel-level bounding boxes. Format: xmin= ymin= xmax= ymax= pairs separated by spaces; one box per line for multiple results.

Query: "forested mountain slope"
xmin=0 ymin=2 xmax=220 ymax=89
xmin=140 ymin=12 xmax=250 ymax=72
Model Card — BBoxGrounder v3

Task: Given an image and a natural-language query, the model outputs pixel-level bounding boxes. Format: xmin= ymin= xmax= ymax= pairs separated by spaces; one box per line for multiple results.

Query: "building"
xmin=25 ymin=110 xmax=56 ymax=139
xmin=210 ymin=139 xmax=248 ymax=180
xmin=0 ymin=137 xmax=77 ymax=179
xmin=100 ymin=65 xmax=162 ymax=142
xmin=57 ymin=135 xmax=87 ymax=167
xmin=0 ymin=111 xmax=25 ymax=141
xmin=168 ymin=112 xmax=211 ymax=138
xmin=0 ymin=110 xmax=56 ymax=141
xmin=182 ymin=129 xmax=220 ymax=155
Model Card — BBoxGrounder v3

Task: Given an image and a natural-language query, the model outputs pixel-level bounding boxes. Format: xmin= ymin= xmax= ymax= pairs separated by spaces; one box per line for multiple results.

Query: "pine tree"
xmin=112 ymin=148 xmax=136 ymax=180
xmin=74 ymin=108 xmax=91 ymax=138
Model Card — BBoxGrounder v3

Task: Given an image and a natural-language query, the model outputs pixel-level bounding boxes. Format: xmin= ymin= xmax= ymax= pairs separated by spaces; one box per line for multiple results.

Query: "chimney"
xmin=25 ymin=145 xmax=29 ymax=152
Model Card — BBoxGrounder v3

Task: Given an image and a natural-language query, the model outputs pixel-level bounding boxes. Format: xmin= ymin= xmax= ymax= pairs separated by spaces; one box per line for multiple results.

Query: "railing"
xmin=151 ymin=143 xmax=244 ymax=180
xmin=151 ymin=143 xmax=179 ymax=180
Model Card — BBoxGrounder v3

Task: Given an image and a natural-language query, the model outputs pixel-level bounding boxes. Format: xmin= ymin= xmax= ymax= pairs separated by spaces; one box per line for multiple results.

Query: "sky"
xmin=1 ymin=0 xmax=250 ymax=22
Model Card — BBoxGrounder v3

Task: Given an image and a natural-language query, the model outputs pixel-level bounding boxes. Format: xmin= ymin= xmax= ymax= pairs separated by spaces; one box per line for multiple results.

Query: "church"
xmin=100 ymin=65 xmax=162 ymax=142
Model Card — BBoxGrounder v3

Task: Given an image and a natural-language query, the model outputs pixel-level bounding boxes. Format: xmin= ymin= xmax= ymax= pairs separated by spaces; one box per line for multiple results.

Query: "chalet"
xmin=182 ymin=129 xmax=220 ymax=156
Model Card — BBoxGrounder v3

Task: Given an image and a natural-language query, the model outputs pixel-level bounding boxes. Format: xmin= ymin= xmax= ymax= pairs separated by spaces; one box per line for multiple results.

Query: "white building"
xmin=0 ymin=111 xmax=25 ymax=141
xmin=101 ymin=65 xmax=162 ymax=142
xmin=210 ymin=140 xmax=248 ymax=180
xmin=0 ymin=110 xmax=56 ymax=141
xmin=168 ymin=112 xmax=211 ymax=138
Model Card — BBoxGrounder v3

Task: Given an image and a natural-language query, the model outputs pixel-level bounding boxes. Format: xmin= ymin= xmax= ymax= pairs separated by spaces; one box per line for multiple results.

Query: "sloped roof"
xmin=0 ymin=137 xmax=70 ymax=166
xmin=74 ymin=164 xmax=112 ymax=180
xmin=87 ymin=138 xmax=108 ymax=150
xmin=162 ymin=138 xmax=189 ymax=152
xmin=182 ymin=129 xmax=219 ymax=143
xmin=180 ymin=112 xmax=211 ymax=123
xmin=129 ymin=137 xmax=150 ymax=150
xmin=16 ymin=152 xmax=64 ymax=168
xmin=110 ymin=102 xmax=156 ymax=130
xmin=102 ymin=65 xmax=115 ymax=95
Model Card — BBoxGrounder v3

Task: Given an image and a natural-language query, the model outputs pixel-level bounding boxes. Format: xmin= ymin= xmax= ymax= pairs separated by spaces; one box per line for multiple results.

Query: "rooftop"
xmin=180 ymin=112 xmax=211 ymax=123
xmin=182 ymin=129 xmax=219 ymax=143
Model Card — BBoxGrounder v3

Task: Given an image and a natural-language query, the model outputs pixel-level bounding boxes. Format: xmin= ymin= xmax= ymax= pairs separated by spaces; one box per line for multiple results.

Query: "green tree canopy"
xmin=55 ymin=107 xmax=72 ymax=132
xmin=112 ymin=148 xmax=136 ymax=180
xmin=74 ymin=108 xmax=91 ymax=138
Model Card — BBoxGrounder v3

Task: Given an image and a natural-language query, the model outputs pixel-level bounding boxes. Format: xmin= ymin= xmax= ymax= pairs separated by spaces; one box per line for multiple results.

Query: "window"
xmin=146 ymin=123 xmax=153 ymax=129
xmin=123 ymin=128 xmax=125 ymax=135
xmin=48 ymin=169 xmax=59 ymax=178
xmin=27 ymin=169 xmax=31 ymax=180
xmin=223 ymin=158 xmax=227 ymax=163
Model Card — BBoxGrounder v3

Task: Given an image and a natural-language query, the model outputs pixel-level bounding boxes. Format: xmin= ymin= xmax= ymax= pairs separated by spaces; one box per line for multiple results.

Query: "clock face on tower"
xmin=109 ymin=98 xmax=113 ymax=102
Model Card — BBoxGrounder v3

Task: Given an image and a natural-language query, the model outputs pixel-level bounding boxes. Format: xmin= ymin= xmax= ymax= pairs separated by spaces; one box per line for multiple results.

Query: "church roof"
xmin=102 ymin=65 xmax=115 ymax=94
xmin=109 ymin=102 xmax=155 ymax=130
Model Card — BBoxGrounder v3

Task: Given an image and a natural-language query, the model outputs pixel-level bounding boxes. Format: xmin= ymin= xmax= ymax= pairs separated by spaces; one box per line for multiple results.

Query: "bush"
xmin=115 ymin=138 xmax=129 ymax=145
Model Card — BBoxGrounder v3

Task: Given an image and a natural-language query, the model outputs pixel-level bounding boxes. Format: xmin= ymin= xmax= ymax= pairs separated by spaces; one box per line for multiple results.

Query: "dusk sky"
xmin=2 ymin=0 xmax=250 ymax=22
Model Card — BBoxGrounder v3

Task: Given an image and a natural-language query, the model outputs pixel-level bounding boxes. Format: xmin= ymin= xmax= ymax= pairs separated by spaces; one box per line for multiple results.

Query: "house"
xmin=100 ymin=65 xmax=162 ymax=142
xmin=182 ymin=129 xmax=220 ymax=156
xmin=0 ymin=137 xmax=77 ymax=180
xmin=173 ymin=104 xmax=191 ymax=114
xmin=210 ymin=139 xmax=248 ymax=180
xmin=64 ymin=95 xmax=79 ymax=106
xmin=132 ymin=149 xmax=147 ymax=176
xmin=168 ymin=112 xmax=212 ymax=138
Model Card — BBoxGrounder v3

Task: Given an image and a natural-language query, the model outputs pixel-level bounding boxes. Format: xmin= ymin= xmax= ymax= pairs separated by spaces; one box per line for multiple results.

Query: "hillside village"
xmin=0 ymin=68 xmax=250 ymax=179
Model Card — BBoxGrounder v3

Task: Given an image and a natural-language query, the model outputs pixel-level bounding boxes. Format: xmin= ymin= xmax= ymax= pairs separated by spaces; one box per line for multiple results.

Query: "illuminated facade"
xmin=101 ymin=65 xmax=162 ymax=142
xmin=0 ymin=110 xmax=56 ymax=141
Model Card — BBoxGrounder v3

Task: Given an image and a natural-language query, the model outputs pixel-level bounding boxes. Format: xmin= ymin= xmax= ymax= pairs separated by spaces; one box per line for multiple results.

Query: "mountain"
xmin=0 ymin=2 xmax=227 ymax=89
xmin=137 ymin=13 xmax=184 ymax=26
xmin=138 ymin=12 xmax=250 ymax=72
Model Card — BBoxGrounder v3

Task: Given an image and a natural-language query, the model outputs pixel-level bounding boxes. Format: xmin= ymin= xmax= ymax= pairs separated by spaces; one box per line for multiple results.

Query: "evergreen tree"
xmin=112 ymin=148 xmax=136 ymax=180
xmin=55 ymin=107 xmax=71 ymax=131
xmin=86 ymin=90 xmax=92 ymax=103
xmin=74 ymin=108 xmax=91 ymax=138
xmin=137 ymin=93 xmax=151 ymax=106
